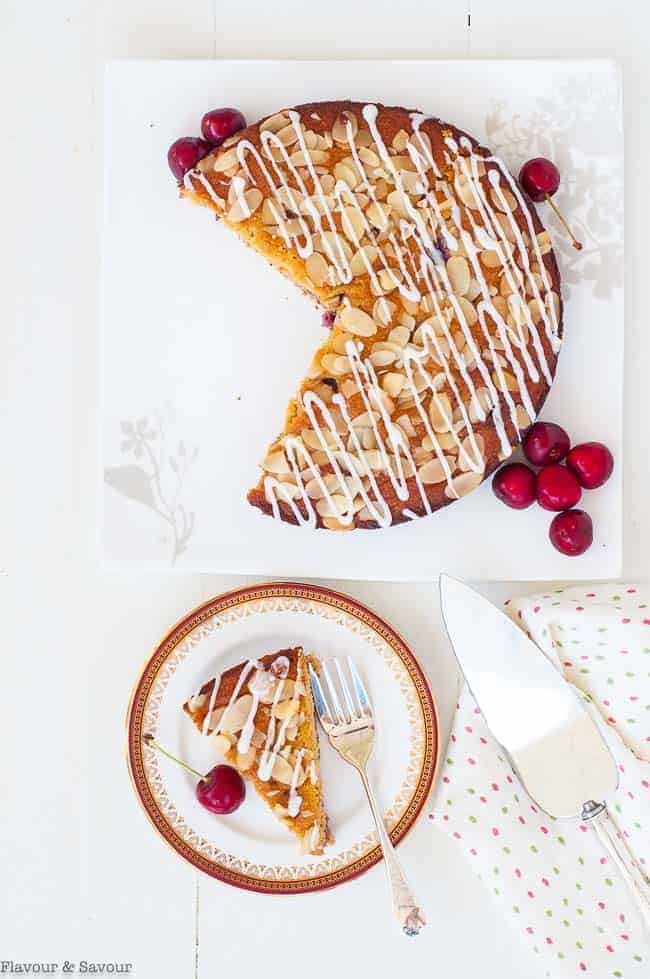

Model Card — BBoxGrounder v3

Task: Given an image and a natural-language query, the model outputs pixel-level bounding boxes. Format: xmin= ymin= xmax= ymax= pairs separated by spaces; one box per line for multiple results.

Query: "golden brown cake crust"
xmin=181 ymin=100 xmax=563 ymax=530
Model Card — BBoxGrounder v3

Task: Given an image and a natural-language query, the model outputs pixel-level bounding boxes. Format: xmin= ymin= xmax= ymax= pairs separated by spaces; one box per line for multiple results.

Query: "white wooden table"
xmin=4 ymin=2 xmax=649 ymax=976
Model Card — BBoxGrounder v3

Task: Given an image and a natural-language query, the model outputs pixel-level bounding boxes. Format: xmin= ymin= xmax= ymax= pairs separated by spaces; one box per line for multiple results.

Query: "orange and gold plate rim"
xmin=126 ymin=580 xmax=439 ymax=894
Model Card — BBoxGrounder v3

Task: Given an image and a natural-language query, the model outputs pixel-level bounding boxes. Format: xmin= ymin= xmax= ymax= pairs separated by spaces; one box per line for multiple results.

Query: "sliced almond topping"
xmin=334 ymin=161 xmax=358 ymax=187
xmin=456 ymin=296 xmax=478 ymax=327
xmin=418 ymin=459 xmax=447 ymax=484
xmin=237 ymin=746 xmax=257 ymax=772
xmin=338 ymin=305 xmax=377 ymax=337
xmin=306 ymin=252 xmax=329 ymax=287
xmin=429 ymin=393 xmax=452 ymax=432
xmin=373 ymin=298 xmax=395 ymax=326
xmin=316 ymin=495 xmax=348 ymax=518
xmin=341 ymin=206 xmax=366 ymax=243
xmin=382 ymin=372 xmax=405 ymax=398
xmin=350 ymin=245 xmax=379 ymax=277
xmin=220 ymin=694 xmax=254 ymax=735
xmin=365 ymin=201 xmax=391 ymax=230
xmin=332 ymin=110 xmax=358 ymax=144
xmin=445 ymin=471 xmax=484 ymax=499
xmin=226 ymin=188 xmax=263 ymax=223
xmin=213 ymin=148 xmax=239 ymax=172
xmin=447 ymin=255 xmax=471 ymax=296
xmin=212 ymin=733 xmax=232 ymax=756
xmin=260 ymin=112 xmax=291 ymax=133
xmin=263 ymin=450 xmax=291 ymax=474
xmin=481 ymin=249 xmax=502 ymax=269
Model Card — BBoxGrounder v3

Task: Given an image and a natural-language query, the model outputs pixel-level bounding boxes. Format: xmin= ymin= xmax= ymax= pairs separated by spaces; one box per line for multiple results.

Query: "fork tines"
xmin=309 ymin=657 xmax=372 ymax=729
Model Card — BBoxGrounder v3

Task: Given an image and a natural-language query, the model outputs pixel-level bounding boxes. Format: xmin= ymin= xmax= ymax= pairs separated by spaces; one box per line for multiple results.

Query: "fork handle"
xmin=358 ymin=768 xmax=426 ymax=936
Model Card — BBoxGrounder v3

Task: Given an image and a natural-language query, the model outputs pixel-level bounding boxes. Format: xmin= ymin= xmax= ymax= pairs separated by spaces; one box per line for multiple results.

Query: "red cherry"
xmin=519 ymin=157 xmax=582 ymax=251
xmin=566 ymin=442 xmax=614 ymax=490
xmin=143 ymin=735 xmax=245 ymax=816
xmin=167 ymin=136 xmax=212 ymax=180
xmin=549 ymin=509 xmax=593 ymax=556
xmin=536 ymin=464 xmax=582 ymax=511
xmin=201 ymin=108 xmax=246 ymax=147
xmin=519 ymin=158 xmax=560 ymax=202
xmin=196 ymin=764 xmax=245 ymax=815
xmin=492 ymin=463 xmax=537 ymax=509
xmin=523 ymin=421 xmax=570 ymax=466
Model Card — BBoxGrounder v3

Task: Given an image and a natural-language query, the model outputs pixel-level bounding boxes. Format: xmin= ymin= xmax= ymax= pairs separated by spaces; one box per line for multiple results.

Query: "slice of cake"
xmin=178 ymin=101 xmax=563 ymax=530
xmin=183 ymin=647 xmax=330 ymax=855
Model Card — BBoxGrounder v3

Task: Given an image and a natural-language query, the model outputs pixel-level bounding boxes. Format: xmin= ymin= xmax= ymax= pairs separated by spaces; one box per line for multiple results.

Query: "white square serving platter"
xmin=101 ymin=59 xmax=623 ymax=579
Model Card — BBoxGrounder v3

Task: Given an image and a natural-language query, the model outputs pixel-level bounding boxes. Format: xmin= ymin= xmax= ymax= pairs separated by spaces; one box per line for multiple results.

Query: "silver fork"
xmin=309 ymin=657 xmax=426 ymax=936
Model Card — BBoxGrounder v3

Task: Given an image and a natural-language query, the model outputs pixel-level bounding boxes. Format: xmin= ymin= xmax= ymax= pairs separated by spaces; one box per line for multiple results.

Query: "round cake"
xmin=180 ymin=101 xmax=563 ymax=530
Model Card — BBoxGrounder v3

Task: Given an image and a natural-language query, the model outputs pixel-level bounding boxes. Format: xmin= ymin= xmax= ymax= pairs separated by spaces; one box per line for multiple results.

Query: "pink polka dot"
xmin=622 ymin=617 xmax=631 ymax=624
xmin=526 ymin=926 xmax=534 ymax=935
xmin=586 ymin=592 xmax=596 ymax=597
xmin=579 ymin=963 xmax=586 ymax=972
xmin=576 ymin=606 xmax=584 ymax=612
xmin=470 ymin=847 xmax=477 ymax=855
xmin=598 ymin=902 xmax=606 ymax=910
xmin=534 ymin=606 xmax=541 ymax=613
xmin=515 ymin=868 xmax=522 ymax=878
xmin=527 ymin=890 xmax=535 ymax=899
xmin=627 ymin=588 xmax=637 ymax=593
xmin=467 ymin=757 xmax=476 ymax=765
xmin=464 ymin=726 xmax=473 ymax=734
xmin=540 ymin=826 xmax=549 ymax=835
xmin=606 ymin=945 xmax=614 ymax=953
xmin=492 ymin=827 xmax=500 ymax=837
xmin=621 ymin=934 xmax=629 ymax=941
xmin=643 ymin=619 xmax=650 ymax=625
xmin=545 ymin=937 xmax=553 ymax=945
xmin=579 ymin=824 xmax=588 ymax=833
xmin=453 ymin=831 xmax=461 ymax=839
xmin=518 ymin=816 xmax=526 ymax=825
xmin=480 ymin=796 xmax=487 ymax=804
xmin=541 ymin=878 xmax=549 ymax=886
xmin=491 ymin=783 xmax=499 ymax=791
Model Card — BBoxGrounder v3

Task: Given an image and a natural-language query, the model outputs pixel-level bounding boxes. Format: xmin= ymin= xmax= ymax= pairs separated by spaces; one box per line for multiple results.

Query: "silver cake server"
xmin=439 ymin=574 xmax=650 ymax=932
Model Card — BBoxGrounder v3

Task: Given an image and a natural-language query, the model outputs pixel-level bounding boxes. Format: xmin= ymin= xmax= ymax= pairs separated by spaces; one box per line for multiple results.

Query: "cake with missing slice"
xmin=183 ymin=647 xmax=331 ymax=855
xmin=178 ymin=101 xmax=563 ymax=530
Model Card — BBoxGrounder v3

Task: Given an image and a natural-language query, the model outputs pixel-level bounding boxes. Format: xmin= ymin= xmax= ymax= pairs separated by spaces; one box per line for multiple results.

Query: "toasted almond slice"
xmin=341 ymin=206 xmax=366 ymax=243
xmin=350 ymin=245 xmax=378 ymax=277
xmin=212 ymin=733 xmax=232 ymax=756
xmin=263 ymin=450 xmax=291 ymax=474
xmin=236 ymin=746 xmax=257 ymax=771
xmin=220 ymin=694 xmax=254 ymax=734
xmin=334 ymin=161 xmax=358 ymax=187
xmin=316 ymin=494 xmax=348 ymax=518
xmin=332 ymin=110 xmax=358 ymax=144
xmin=338 ymin=305 xmax=377 ymax=337
xmin=306 ymin=252 xmax=329 ymax=287
xmin=418 ymin=459 xmax=447 ymax=484
xmin=366 ymin=201 xmax=391 ymax=230
xmin=271 ymin=756 xmax=295 ymax=785
xmin=260 ymin=112 xmax=291 ymax=133
xmin=447 ymin=255 xmax=470 ymax=296
xmin=458 ymin=434 xmax=485 ymax=472
xmin=373 ymin=298 xmax=395 ymax=326
xmin=386 ymin=190 xmax=411 ymax=219
xmin=226 ymin=188 xmax=263 ymax=223
xmin=382 ymin=372 xmax=405 ymax=398
xmin=429 ymin=393 xmax=452 ymax=432
xmin=445 ymin=471 xmax=484 ymax=499
xmin=213 ymin=148 xmax=239 ymax=172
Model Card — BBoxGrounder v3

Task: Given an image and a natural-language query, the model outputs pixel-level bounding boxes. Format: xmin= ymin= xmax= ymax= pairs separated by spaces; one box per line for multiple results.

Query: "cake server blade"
xmin=439 ymin=574 xmax=650 ymax=931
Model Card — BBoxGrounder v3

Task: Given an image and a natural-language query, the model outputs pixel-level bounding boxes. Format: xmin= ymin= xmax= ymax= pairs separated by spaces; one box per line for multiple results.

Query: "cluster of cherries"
xmin=167 ymin=107 xmax=247 ymax=180
xmin=492 ymin=422 xmax=613 ymax=556
xmin=144 ymin=734 xmax=245 ymax=815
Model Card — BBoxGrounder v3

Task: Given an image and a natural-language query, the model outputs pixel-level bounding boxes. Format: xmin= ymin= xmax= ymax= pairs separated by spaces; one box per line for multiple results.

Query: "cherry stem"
xmin=545 ymin=194 xmax=583 ymax=251
xmin=143 ymin=733 xmax=205 ymax=780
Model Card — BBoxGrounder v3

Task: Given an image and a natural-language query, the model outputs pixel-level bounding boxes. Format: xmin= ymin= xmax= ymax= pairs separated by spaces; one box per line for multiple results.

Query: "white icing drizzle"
xmin=190 ymin=104 xmax=562 ymax=526
xmin=287 ymin=749 xmax=304 ymax=817
xmin=201 ymin=658 xmax=258 ymax=737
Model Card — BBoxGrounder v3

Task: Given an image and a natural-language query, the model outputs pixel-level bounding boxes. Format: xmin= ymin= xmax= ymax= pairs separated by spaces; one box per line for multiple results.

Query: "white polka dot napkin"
xmin=431 ymin=584 xmax=650 ymax=978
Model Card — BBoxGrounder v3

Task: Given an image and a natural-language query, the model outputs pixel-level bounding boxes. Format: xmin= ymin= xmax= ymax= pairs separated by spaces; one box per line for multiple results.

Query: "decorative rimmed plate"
xmin=127 ymin=581 xmax=438 ymax=893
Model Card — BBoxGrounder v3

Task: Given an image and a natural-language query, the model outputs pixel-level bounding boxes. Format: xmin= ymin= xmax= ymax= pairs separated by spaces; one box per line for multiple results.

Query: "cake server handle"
xmin=582 ymin=800 xmax=650 ymax=933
